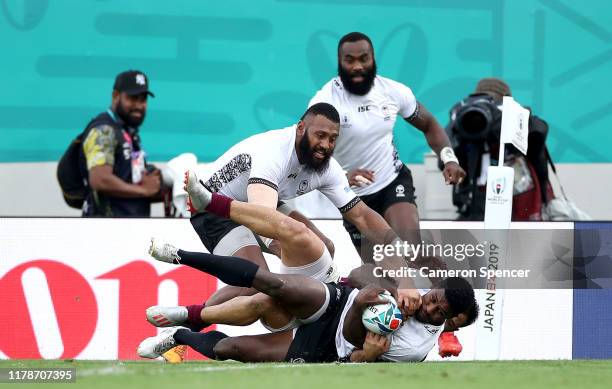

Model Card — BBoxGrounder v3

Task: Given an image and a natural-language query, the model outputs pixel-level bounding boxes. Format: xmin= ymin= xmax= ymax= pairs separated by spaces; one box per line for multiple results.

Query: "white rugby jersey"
xmin=200 ymin=125 xmax=359 ymax=212
xmin=335 ymin=288 xmax=444 ymax=362
xmin=309 ymin=75 xmax=418 ymax=196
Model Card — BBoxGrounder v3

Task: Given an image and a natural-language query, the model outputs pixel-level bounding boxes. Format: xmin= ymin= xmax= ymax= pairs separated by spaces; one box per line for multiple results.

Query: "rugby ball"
xmin=361 ymin=291 xmax=403 ymax=335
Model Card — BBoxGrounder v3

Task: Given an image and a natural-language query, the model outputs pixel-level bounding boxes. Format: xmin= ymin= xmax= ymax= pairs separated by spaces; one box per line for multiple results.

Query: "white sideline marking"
xmin=183 ymin=363 xmax=363 ymax=372
xmin=79 ymin=365 xmax=129 ymax=377
xmin=77 ymin=362 xmax=364 ymax=376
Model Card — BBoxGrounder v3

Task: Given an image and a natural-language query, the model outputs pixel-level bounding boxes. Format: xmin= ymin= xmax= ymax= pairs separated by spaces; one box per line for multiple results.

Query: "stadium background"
xmin=2 ymin=0 xmax=611 ymax=164
xmin=1 ymin=0 xmax=612 ymax=370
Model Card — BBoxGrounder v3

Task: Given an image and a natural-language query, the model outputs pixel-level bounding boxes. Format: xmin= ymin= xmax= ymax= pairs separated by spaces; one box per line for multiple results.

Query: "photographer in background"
xmin=445 ymin=78 xmax=552 ymax=221
xmin=81 ymin=70 xmax=162 ymax=217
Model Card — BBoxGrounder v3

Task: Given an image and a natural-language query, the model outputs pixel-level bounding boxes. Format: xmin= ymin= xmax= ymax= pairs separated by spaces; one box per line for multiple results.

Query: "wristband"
xmin=440 ymin=147 xmax=459 ymax=165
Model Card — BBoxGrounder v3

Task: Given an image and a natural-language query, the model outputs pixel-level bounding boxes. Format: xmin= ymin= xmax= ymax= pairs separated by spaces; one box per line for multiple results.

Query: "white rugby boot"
xmin=137 ymin=326 xmax=188 ymax=359
xmin=148 ymin=238 xmax=181 ymax=264
xmin=146 ymin=306 xmax=188 ymax=327
xmin=183 ymin=170 xmax=212 ymax=212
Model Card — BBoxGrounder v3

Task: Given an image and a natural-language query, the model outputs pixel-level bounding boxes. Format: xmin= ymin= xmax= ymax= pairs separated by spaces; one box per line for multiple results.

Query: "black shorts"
xmin=190 ymin=211 xmax=241 ymax=253
xmin=190 ymin=200 xmax=287 ymax=253
xmin=343 ymin=165 xmax=417 ymax=248
xmin=284 ymin=283 xmax=354 ymax=363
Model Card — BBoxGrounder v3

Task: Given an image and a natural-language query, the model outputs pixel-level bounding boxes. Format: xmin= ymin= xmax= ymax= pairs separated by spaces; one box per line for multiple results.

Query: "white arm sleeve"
xmin=387 ymin=79 xmax=418 ymax=120
xmin=247 ymin=151 xmax=283 ymax=192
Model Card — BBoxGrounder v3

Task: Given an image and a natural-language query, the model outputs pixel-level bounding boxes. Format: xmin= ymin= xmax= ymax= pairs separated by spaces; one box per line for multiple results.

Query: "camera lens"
xmin=456 ymin=104 xmax=493 ymax=141
xmin=461 ymin=110 xmax=487 ymax=134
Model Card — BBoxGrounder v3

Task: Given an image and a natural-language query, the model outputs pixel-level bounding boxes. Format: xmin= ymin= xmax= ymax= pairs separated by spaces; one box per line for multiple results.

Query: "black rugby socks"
xmin=173 ymin=329 xmax=228 ymax=359
xmin=177 ymin=250 xmax=259 ymax=288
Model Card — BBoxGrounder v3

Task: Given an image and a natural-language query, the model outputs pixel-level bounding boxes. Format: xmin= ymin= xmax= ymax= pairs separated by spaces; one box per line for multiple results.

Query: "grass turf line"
xmin=0 ymin=360 xmax=611 ymax=389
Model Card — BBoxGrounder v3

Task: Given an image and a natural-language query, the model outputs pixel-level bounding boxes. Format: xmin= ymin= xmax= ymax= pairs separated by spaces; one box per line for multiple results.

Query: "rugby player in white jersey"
xmin=184 ymin=102 xmax=421 ymax=316
xmin=309 ymin=32 xmax=465 ymax=252
xmin=137 ymin=189 xmax=476 ymax=363
xmin=309 ymin=32 xmax=467 ymax=356
xmin=160 ymin=102 xmax=423 ymax=362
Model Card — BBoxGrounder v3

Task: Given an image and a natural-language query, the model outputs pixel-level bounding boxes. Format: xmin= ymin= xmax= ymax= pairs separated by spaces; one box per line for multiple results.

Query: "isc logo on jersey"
xmin=361 ymin=291 xmax=403 ymax=335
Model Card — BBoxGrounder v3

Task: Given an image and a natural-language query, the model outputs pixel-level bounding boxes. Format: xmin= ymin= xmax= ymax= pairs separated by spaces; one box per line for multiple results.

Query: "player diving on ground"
xmin=137 ymin=176 xmax=477 ymax=362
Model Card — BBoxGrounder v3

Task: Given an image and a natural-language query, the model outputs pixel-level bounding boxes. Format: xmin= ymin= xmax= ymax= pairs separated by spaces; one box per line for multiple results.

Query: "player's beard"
xmin=338 ymin=60 xmax=377 ymax=96
xmin=298 ymin=131 xmax=332 ymax=173
xmin=116 ymin=100 xmax=146 ymax=128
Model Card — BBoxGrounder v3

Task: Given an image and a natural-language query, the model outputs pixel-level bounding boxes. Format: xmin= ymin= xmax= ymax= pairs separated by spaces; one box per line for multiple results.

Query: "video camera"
xmin=445 ymin=91 xmax=551 ymax=221
xmin=449 ymin=93 xmax=502 ymax=144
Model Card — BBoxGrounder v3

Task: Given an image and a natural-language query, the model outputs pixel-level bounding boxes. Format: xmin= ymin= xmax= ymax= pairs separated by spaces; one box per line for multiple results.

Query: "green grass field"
xmin=1 ymin=360 xmax=611 ymax=389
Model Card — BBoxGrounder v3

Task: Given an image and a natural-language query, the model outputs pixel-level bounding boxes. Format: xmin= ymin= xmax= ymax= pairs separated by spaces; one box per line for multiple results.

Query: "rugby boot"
xmin=137 ymin=327 xmax=188 ymax=359
xmin=183 ymin=170 xmax=212 ymax=212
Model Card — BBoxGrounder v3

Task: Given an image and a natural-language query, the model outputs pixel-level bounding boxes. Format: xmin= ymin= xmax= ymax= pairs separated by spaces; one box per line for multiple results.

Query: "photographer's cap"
xmin=475 ymin=78 xmax=510 ymax=102
xmin=113 ymin=70 xmax=155 ymax=97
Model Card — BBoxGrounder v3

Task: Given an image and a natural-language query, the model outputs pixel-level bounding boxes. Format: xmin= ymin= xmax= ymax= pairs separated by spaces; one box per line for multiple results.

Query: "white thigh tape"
xmin=213 ymin=225 xmax=259 ymax=256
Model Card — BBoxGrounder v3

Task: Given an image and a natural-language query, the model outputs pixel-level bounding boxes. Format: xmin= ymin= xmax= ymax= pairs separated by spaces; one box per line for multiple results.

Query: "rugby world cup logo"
xmin=341 ymin=114 xmax=351 ymax=128
xmin=493 ymin=177 xmax=506 ymax=195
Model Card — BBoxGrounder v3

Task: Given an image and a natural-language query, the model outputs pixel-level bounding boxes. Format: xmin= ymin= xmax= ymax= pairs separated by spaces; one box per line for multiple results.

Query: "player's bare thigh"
xmin=277 ymin=217 xmax=326 ymax=267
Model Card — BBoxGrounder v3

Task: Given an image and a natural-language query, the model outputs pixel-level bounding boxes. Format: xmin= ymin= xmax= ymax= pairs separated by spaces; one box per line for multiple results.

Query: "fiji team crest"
xmin=296 ymin=179 xmax=309 ymax=195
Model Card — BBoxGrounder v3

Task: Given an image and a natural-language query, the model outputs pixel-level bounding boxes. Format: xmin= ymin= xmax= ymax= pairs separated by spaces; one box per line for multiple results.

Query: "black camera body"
xmin=450 ymin=93 xmax=502 ymax=144
xmin=445 ymin=93 xmax=550 ymax=220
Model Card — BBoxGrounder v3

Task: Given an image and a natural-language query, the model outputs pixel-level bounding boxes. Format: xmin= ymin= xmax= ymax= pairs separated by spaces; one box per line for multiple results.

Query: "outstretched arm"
xmin=342 ymin=202 xmax=421 ymax=315
xmin=406 ymin=102 xmax=465 ymax=185
xmin=342 ymin=201 xmax=397 ymax=247
xmin=406 ymin=102 xmax=450 ymax=155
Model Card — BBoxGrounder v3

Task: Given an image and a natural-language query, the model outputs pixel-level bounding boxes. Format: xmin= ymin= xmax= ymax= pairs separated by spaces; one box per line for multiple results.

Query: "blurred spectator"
xmin=444 ymin=78 xmax=553 ymax=221
xmin=81 ymin=70 xmax=161 ymax=217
